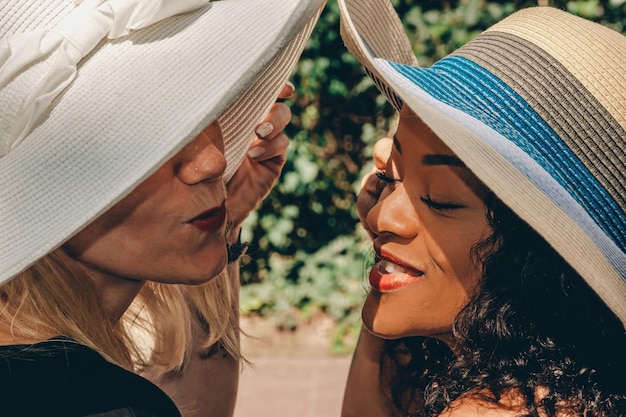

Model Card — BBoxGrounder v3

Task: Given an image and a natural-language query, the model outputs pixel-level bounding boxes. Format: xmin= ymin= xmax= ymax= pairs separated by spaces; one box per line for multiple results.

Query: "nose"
xmin=177 ymin=122 xmax=227 ymax=185
xmin=367 ymin=184 xmax=419 ymax=240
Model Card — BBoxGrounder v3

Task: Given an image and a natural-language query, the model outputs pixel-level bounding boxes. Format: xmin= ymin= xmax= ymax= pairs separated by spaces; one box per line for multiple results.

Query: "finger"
xmin=373 ymin=137 xmax=393 ymax=169
xmin=254 ymin=102 xmax=291 ymax=140
xmin=277 ymin=81 xmax=295 ymax=101
xmin=248 ymin=132 xmax=288 ymax=161
xmin=357 ymin=172 xmax=380 ymax=238
xmin=356 ymin=137 xmax=393 ymax=239
xmin=257 ymin=132 xmax=289 ymax=160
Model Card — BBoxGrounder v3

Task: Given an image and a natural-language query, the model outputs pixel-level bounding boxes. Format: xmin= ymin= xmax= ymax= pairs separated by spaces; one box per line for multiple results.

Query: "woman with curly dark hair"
xmin=338 ymin=1 xmax=626 ymax=416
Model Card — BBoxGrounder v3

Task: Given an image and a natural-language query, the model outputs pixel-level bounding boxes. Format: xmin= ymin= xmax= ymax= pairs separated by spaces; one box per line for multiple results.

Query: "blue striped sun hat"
xmin=339 ymin=1 xmax=626 ymax=325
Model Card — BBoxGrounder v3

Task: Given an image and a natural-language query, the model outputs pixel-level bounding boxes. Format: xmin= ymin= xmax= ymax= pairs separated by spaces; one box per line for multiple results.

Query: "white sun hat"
xmin=339 ymin=0 xmax=626 ymax=325
xmin=0 ymin=0 xmax=326 ymax=283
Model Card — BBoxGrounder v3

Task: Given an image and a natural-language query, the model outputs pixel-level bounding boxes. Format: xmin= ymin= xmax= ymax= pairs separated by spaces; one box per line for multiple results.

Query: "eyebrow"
xmin=393 ymin=134 xmax=465 ymax=167
xmin=422 ymin=154 xmax=466 ymax=167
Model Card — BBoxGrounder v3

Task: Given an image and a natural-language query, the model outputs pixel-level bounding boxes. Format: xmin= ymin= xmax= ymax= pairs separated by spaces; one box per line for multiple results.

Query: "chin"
xmin=362 ymin=317 xmax=412 ymax=340
xmin=362 ymin=292 xmax=448 ymax=340
xmin=159 ymin=253 xmax=228 ymax=285
xmin=362 ymin=293 xmax=408 ymax=340
xmin=185 ymin=243 xmax=229 ymax=283
xmin=185 ymin=261 xmax=228 ymax=285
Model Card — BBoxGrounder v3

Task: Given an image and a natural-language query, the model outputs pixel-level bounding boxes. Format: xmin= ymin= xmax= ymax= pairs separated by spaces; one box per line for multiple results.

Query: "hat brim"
xmin=339 ymin=0 xmax=626 ymax=325
xmin=0 ymin=0 xmax=325 ymax=282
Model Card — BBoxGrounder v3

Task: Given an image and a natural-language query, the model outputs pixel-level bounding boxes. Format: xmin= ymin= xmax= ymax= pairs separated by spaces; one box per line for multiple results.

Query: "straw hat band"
xmin=365 ymin=67 xmax=404 ymax=111
xmin=388 ymin=56 xmax=626 ymax=252
xmin=455 ymin=32 xmax=626 ymax=220
xmin=485 ymin=7 xmax=626 ymax=130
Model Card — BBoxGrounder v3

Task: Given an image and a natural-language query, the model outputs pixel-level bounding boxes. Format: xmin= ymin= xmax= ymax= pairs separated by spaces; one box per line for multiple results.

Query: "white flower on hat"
xmin=0 ymin=0 xmax=211 ymax=156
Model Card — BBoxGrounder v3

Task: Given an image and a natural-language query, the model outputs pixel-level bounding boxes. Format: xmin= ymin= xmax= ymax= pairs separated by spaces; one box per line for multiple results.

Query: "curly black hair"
xmin=382 ymin=196 xmax=626 ymax=416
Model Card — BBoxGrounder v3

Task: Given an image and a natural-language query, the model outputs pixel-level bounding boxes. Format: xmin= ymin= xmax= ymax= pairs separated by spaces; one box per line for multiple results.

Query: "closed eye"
xmin=420 ymin=195 xmax=465 ymax=211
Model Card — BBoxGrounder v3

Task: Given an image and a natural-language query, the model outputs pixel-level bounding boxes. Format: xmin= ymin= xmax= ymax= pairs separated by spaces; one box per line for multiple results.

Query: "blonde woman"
xmin=0 ymin=0 xmax=325 ymax=415
xmin=128 ymin=82 xmax=297 ymax=417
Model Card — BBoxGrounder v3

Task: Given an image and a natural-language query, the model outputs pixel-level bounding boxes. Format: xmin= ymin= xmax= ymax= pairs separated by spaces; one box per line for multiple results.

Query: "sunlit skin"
xmin=361 ymin=106 xmax=492 ymax=347
xmin=64 ymin=122 xmax=228 ymax=319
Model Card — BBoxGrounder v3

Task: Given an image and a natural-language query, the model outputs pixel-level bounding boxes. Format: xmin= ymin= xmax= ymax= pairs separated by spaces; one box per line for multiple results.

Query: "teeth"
xmin=380 ymin=259 xmax=409 ymax=274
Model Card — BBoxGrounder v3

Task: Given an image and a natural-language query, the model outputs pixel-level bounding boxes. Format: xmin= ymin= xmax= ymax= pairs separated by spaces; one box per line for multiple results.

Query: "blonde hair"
xmin=126 ymin=269 xmax=241 ymax=376
xmin=0 ymin=248 xmax=241 ymax=376
xmin=0 ymin=249 xmax=134 ymax=368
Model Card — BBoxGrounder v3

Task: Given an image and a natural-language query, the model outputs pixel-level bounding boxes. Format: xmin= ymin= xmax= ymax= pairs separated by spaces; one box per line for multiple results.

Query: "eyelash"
xmin=375 ymin=170 xmax=464 ymax=211
xmin=420 ymin=195 xmax=465 ymax=211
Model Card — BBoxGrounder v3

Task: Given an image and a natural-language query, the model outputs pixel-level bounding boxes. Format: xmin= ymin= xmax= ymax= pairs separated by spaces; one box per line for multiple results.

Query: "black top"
xmin=0 ymin=337 xmax=181 ymax=417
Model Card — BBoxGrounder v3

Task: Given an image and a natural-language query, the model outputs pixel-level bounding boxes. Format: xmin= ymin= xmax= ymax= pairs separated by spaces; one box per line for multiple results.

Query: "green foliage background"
xmin=239 ymin=0 xmax=626 ymax=353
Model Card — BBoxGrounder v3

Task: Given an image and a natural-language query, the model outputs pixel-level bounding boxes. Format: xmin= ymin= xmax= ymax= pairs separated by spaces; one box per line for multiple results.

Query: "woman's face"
xmin=64 ymin=121 xmax=229 ymax=286
xmin=361 ymin=107 xmax=491 ymax=343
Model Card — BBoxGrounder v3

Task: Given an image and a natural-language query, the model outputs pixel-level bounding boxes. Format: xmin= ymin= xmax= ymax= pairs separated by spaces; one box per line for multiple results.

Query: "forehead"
xmin=396 ymin=106 xmax=488 ymax=194
xmin=396 ymin=106 xmax=457 ymax=156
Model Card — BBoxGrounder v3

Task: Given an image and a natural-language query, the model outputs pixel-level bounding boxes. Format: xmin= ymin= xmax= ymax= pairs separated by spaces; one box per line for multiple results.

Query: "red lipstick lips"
xmin=369 ymin=249 xmax=424 ymax=292
xmin=189 ymin=202 xmax=226 ymax=233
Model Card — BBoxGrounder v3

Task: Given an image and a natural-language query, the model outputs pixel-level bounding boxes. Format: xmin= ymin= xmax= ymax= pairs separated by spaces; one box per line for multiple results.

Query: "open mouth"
xmin=369 ymin=251 xmax=424 ymax=292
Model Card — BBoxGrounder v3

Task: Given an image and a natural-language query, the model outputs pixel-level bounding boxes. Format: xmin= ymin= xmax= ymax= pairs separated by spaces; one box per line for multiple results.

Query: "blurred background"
xmin=238 ymin=0 xmax=626 ymax=355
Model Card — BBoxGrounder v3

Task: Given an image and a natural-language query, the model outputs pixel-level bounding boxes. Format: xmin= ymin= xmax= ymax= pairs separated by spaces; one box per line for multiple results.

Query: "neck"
xmin=87 ymin=268 xmax=145 ymax=323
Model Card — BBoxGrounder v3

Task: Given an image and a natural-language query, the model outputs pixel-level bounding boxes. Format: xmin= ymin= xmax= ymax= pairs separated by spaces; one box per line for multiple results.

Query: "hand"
xmin=226 ymin=82 xmax=295 ymax=231
xmin=357 ymin=136 xmax=393 ymax=239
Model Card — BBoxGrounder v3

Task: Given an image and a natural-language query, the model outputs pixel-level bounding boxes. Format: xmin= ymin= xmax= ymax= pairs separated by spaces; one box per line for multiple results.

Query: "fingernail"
xmin=285 ymin=81 xmax=295 ymax=97
xmin=255 ymin=122 xmax=274 ymax=139
xmin=247 ymin=146 xmax=265 ymax=159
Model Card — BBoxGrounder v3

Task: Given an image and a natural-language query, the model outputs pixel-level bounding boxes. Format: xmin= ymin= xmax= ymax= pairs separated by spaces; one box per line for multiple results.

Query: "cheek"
xmin=64 ymin=227 xmax=138 ymax=273
xmin=66 ymin=173 xmax=174 ymax=256
xmin=63 ymin=201 xmax=158 ymax=269
xmin=427 ymin=223 xmax=488 ymax=290
xmin=439 ymin=240 xmax=478 ymax=288
xmin=64 ymin=219 xmax=114 ymax=259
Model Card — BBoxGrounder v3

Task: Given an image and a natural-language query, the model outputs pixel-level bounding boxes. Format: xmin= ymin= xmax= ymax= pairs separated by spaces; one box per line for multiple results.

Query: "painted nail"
xmin=255 ymin=122 xmax=274 ymax=139
xmin=285 ymin=81 xmax=295 ymax=97
xmin=247 ymin=146 xmax=265 ymax=159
